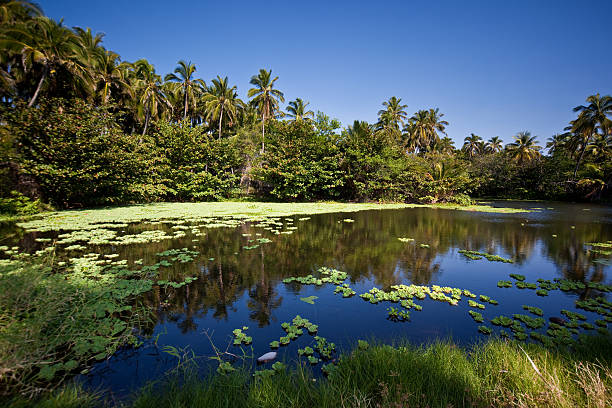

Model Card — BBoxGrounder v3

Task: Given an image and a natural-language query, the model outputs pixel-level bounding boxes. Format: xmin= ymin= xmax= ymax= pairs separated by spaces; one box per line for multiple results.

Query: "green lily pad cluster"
xmin=522 ymin=305 xmax=543 ymax=316
xmin=468 ymin=300 xmax=485 ymax=310
xmin=497 ymin=280 xmax=512 ymax=288
xmin=387 ymin=306 xmax=410 ymax=321
xmin=468 ymin=310 xmax=484 ymax=323
xmin=275 ymin=315 xmax=318 ymax=346
xmin=282 ymin=267 xmax=348 ymax=286
xmin=491 ymin=315 xmax=514 ymax=327
xmin=156 ymin=248 xmax=199 ymax=263
xmin=479 ymin=295 xmax=498 ymax=305
xmin=513 ymin=314 xmax=546 ymax=329
xmin=232 ymin=327 xmax=252 ymax=346
xmin=334 ymin=283 xmax=356 ymax=298
xmin=458 ymin=250 xmax=513 ymax=263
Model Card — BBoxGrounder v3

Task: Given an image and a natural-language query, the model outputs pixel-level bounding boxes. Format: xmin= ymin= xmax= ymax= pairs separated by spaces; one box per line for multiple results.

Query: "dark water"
xmin=4 ymin=201 xmax=612 ymax=398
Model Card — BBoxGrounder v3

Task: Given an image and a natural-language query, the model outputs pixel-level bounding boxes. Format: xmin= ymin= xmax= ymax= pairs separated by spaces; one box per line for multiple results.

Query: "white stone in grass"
xmin=257 ymin=352 xmax=277 ymax=363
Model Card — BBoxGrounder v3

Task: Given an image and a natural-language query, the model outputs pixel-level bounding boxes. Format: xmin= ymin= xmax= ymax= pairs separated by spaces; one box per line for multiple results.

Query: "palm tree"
xmin=0 ymin=0 xmax=42 ymax=24
xmin=485 ymin=136 xmax=503 ymax=153
xmin=431 ymin=136 xmax=455 ymax=155
xmin=285 ymin=97 xmax=314 ymax=121
xmin=164 ymin=60 xmax=205 ymax=121
xmin=569 ymin=94 xmax=612 ymax=178
xmin=1 ymin=17 xmax=91 ymax=106
xmin=462 ymin=133 xmax=483 ymax=158
xmin=247 ymin=69 xmax=284 ymax=152
xmin=377 ymin=96 xmax=408 ymax=131
xmin=403 ymin=108 xmax=448 ymax=153
xmin=202 ymin=76 xmax=244 ymax=139
xmin=131 ymin=59 xmax=170 ymax=136
xmin=90 ymin=49 xmax=131 ymax=105
xmin=546 ymin=133 xmax=569 ymax=156
xmin=506 ymin=131 xmax=541 ymax=164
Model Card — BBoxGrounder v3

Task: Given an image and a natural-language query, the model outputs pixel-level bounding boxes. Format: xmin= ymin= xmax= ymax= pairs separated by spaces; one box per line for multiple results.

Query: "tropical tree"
xmin=164 ymin=60 xmax=205 ymax=121
xmin=1 ymin=17 xmax=92 ymax=106
xmin=377 ymin=96 xmax=408 ymax=131
xmin=131 ymin=59 xmax=170 ymax=135
xmin=202 ymin=76 xmax=244 ymax=139
xmin=0 ymin=0 xmax=42 ymax=24
xmin=568 ymin=94 xmax=612 ymax=178
xmin=546 ymin=133 xmax=569 ymax=156
xmin=247 ymin=69 xmax=284 ymax=152
xmin=285 ymin=97 xmax=314 ymax=121
xmin=431 ymin=136 xmax=455 ymax=155
xmin=485 ymin=136 xmax=503 ymax=153
xmin=462 ymin=133 xmax=483 ymax=158
xmin=506 ymin=131 xmax=541 ymax=164
xmin=403 ymin=108 xmax=448 ymax=153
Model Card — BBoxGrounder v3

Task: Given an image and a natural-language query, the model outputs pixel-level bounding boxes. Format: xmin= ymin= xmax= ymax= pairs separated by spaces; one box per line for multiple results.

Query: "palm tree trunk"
xmin=142 ymin=110 xmax=150 ymax=137
xmin=573 ymin=142 xmax=588 ymax=179
xmin=28 ymin=65 xmax=48 ymax=107
xmin=261 ymin=113 xmax=265 ymax=153
xmin=183 ymin=87 xmax=188 ymax=121
xmin=218 ymin=105 xmax=223 ymax=140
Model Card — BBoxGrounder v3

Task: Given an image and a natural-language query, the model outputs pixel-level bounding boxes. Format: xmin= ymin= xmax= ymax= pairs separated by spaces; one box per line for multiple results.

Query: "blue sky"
xmin=41 ymin=0 xmax=611 ymax=146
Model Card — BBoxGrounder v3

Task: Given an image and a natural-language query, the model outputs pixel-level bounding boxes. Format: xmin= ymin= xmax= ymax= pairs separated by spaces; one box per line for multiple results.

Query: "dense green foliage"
xmin=0 ymin=2 xmax=610 ymax=210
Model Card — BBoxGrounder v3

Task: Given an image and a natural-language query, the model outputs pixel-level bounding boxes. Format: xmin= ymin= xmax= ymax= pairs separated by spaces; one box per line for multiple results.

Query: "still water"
xmin=9 ymin=201 xmax=612 ymax=397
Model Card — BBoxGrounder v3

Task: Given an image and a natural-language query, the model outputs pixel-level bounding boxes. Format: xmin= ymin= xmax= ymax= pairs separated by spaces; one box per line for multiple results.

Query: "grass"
xmin=11 ymin=334 xmax=612 ymax=408
xmin=17 ymin=201 xmax=530 ymax=233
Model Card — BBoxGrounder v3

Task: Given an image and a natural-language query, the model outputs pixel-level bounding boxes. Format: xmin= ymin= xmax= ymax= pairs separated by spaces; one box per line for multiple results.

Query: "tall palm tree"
xmin=377 ymin=96 xmax=408 ymax=131
xmin=462 ymin=133 xmax=483 ymax=158
xmin=1 ymin=17 xmax=91 ymax=106
xmin=90 ymin=49 xmax=131 ymax=105
xmin=131 ymin=59 xmax=170 ymax=136
xmin=202 ymin=76 xmax=244 ymax=139
xmin=403 ymin=108 xmax=448 ymax=153
xmin=285 ymin=97 xmax=314 ymax=121
xmin=247 ymin=69 xmax=284 ymax=152
xmin=506 ymin=131 xmax=541 ymax=164
xmin=485 ymin=136 xmax=503 ymax=153
xmin=569 ymin=94 xmax=612 ymax=178
xmin=164 ymin=60 xmax=205 ymax=121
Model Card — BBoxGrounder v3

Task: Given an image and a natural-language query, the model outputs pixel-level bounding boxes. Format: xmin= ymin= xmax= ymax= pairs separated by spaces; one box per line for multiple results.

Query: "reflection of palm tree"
xmin=247 ymin=246 xmax=282 ymax=326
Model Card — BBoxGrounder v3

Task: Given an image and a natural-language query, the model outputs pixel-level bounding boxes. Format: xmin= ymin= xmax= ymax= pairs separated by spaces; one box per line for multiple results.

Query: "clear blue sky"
xmin=41 ymin=0 xmax=611 ymax=146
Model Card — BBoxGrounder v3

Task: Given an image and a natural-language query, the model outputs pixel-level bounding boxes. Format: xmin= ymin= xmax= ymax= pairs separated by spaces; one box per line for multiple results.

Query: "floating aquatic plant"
xmin=536 ymin=289 xmax=549 ymax=296
xmin=522 ymin=305 xmax=543 ymax=316
xmin=560 ymin=310 xmax=586 ymax=321
xmin=491 ymin=316 xmax=514 ymax=327
xmin=513 ymin=314 xmax=545 ymax=329
xmin=397 ymin=237 xmax=415 ymax=243
xmin=468 ymin=300 xmax=485 ymax=310
xmin=468 ymin=310 xmax=484 ymax=323
xmin=515 ymin=281 xmax=537 ymax=290
xmin=300 ymin=296 xmax=318 ymax=304
xmin=232 ymin=327 xmax=252 ymax=346
xmin=509 ymin=274 xmax=526 ymax=282
xmin=478 ymin=326 xmax=492 ymax=335
xmin=497 ymin=280 xmax=512 ymax=288
xmin=458 ymin=250 xmax=513 ymax=263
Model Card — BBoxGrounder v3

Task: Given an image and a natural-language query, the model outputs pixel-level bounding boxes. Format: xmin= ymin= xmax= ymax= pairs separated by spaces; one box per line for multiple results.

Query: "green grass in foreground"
xmin=12 ymin=335 xmax=612 ymax=408
xmin=17 ymin=201 xmax=530 ymax=232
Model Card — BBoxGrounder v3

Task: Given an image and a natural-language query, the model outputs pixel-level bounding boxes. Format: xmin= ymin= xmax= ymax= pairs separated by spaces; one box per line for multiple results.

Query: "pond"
xmin=3 ymin=201 xmax=612 ymax=398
